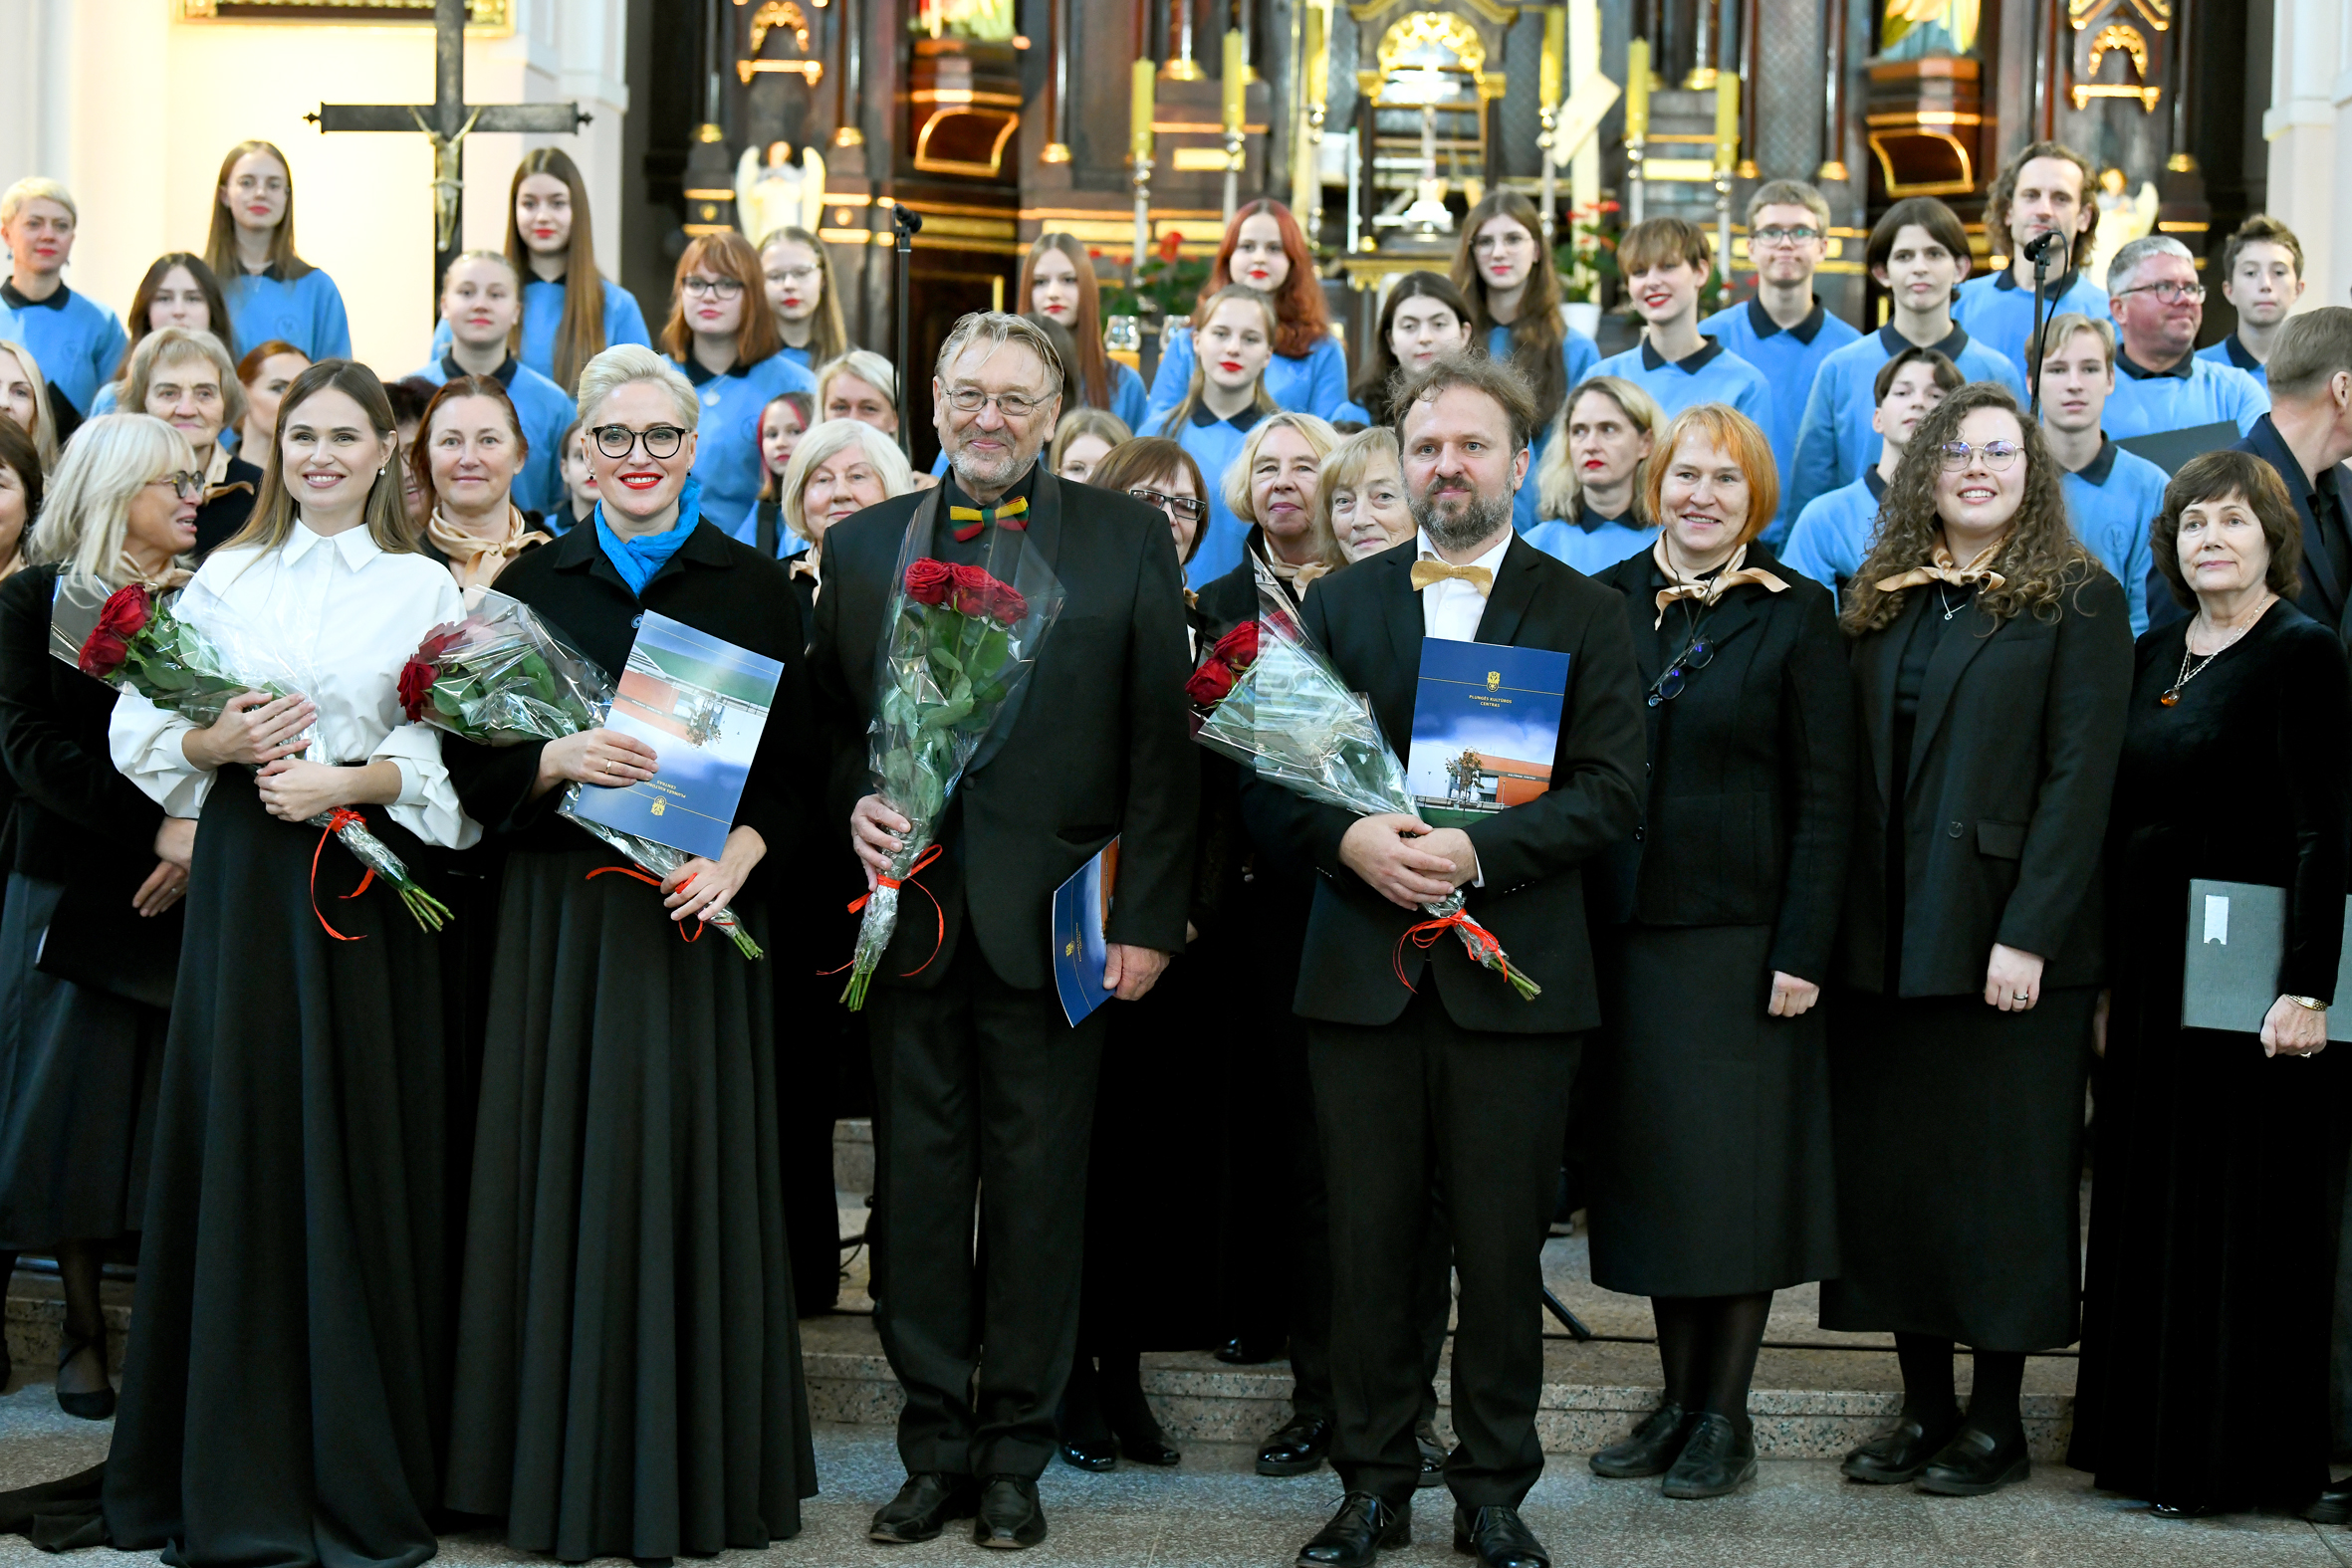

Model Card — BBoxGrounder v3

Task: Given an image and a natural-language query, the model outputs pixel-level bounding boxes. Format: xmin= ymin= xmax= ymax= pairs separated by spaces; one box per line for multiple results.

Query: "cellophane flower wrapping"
xmin=839 ymin=523 xmax=1065 ymax=1009
xmin=399 ymin=589 xmax=763 ymax=958
xmin=1188 ymin=582 xmax=1540 ymax=1000
xmin=50 ymin=571 xmax=452 ymax=932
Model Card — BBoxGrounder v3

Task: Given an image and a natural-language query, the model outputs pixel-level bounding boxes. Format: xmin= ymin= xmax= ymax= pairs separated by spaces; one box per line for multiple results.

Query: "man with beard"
xmin=1240 ymin=355 xmax=1644 ymax=1568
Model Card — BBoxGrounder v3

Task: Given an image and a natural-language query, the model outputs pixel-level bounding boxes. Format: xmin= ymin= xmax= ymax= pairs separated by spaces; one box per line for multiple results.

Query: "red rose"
xmin=397 ymin=658 xmax=435 ymax=722
xmin=1159 ymin=231 xmax=1184 ymax=264
xmin=905 ymin=558 xmax=955 ymax=605
xmin=1211 ymin=619 xmax=1260 ymax=670
xmin=1184 ymin=657 xmax=1238 ymax=707
xmin=96 ymin=583 xmax=150 ymax=641
xmin=945 ymin=562 xmax=998 ymax=618
xmin=78 ymin=631 xmax=128 ymax=678
xmin=985 ymin=579 xmax=1029 ymax=625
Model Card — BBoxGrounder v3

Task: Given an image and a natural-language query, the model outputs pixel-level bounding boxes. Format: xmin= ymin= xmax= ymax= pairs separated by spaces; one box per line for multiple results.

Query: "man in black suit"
xmin=807 ymin=313 xmax=1197 ymax=1550
xmin=2207 ymin=308 xmax=2352 ymax=639
xmin=1242 ymin=357 xmax=1644 ymax=1568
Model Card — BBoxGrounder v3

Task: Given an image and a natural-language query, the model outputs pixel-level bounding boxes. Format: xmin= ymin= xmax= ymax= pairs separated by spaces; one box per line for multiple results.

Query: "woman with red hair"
xmin=1141 ymin=200 xmax=1348 ymax=431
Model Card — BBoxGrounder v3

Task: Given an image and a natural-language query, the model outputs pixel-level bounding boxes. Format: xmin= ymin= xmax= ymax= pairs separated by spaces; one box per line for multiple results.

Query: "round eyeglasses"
xmin=1646 ymin=635 xmax=1715 ymax=706
xmin=1937 ymin=441 xmax=2021 ymax=472
xmin=591 ymin=424 xmax=687 ymax=460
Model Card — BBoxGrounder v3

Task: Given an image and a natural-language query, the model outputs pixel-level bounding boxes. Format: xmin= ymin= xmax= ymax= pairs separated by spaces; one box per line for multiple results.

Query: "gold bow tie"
xmin=1873 ymin=541 xmax=2007 ymax=595
xmin=1649 ymin=540 xmax=1787 ymax=627
xmin=1410 ymin=559 xmax=1494 ymax=596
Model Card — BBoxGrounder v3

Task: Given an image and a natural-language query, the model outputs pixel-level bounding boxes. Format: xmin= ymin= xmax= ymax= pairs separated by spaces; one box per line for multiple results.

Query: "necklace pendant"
xmin=2159 ymin=689 xmax=2182 ymax=707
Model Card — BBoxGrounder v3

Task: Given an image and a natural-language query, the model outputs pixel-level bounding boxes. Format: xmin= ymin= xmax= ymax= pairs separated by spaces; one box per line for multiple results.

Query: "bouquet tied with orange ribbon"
xmin=1186 ymin=584 xmax=1539 ymax=1001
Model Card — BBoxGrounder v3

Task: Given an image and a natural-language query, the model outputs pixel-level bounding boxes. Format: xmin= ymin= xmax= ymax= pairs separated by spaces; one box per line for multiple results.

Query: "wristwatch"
xmin=2286 ymin=995 xmax=2328 ymax=1011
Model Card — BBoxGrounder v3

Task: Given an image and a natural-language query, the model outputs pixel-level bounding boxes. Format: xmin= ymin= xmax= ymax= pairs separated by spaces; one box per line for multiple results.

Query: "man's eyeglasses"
xmin=945 ymin=386 xmax=1048 ymax=419
xmin=680 ymin=275 xmax=745 ymax=300
xmin=1936 ymin=440 xmax=2021 ymax=472
xmin=591 ymin=424 xmax=688 ymax=460
xmin=1752 ymin=225 xmax=1822 ymax=247
xmin=2119 ymin=280 xmax=2206 ymax=305
xmin=149 ymin=471 xmax=203 ymax=501
xmin=1647 ymin=634 xmax=1715 ymax=706
xmin=1130 ymin=487 xmax=1205 ymax=523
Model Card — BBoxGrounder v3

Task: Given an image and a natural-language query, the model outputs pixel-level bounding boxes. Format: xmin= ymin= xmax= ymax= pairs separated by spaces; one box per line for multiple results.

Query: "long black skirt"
xmin=444 ymin=845 xmax=813 ymax=1562
xmin=104 ymin=769 xmax=453 ymax=1568
xmin=1585 ymin=923 xmax=1838 ymax=1298
xmin=1820 ymin=984 xmax=2096 ymax=1351
xmin=0 ymin=873 xmax=163 ymax=1246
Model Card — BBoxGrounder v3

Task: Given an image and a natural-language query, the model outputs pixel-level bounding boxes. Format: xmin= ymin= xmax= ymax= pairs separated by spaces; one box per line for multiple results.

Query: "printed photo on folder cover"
xmin=1405 ymin=638 xmax=1571 ymax=829
xmin=568 ymin=609 xmax=784 ymax=861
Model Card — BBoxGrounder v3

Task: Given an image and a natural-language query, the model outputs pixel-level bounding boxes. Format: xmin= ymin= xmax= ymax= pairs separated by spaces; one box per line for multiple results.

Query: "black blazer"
xmin=1238 ymin=536 xmax=1646 ymax=1035
xmin=1838 ymin=568 xmax=2133 ymax=996
xmin=1595 ymin=543 xmax=1855 ymax=983
xmin=441 ymin=518 xmax=816 ymax=883
xmin=192 ymin=455 xmax=263 ymax=560
xmin=806 ymin=469 xmax=1198 ymax=992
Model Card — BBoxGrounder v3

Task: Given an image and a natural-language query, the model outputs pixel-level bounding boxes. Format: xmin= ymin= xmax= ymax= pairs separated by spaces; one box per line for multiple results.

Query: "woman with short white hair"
xmin=120 ymin=326 xmax=257 ymax=557
xmin=776 ymin=416 xmax=911 ymax=615
xmin=442 ymin=340 xmax=817 ymax=1560
xmin=0 ymin=415 xmax=197 ymax=1421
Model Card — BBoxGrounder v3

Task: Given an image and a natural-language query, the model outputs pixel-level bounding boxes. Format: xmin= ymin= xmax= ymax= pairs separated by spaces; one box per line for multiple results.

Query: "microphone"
xmin=2023 ymin=231 xmax=2063 ymax=269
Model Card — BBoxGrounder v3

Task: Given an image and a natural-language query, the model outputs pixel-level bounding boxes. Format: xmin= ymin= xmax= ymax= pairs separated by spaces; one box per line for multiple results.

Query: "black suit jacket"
xmin=192 ymin=455 xmax=263 ymax=561
xmin=806 ymin=469 xmax=1198 ymax=992
xmin=1238 ymin=536 xmax=1645 ymax=1035
xmin=1595 ymin=543 xmax=1855 ymax=983
xmin=1838 ymin=569 xmax=2133 ymax=995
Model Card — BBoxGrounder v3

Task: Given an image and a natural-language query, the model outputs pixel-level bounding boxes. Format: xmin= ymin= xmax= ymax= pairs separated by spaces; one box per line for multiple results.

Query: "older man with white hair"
xmin=2101 ymin=235 xmax=2269 ymax=442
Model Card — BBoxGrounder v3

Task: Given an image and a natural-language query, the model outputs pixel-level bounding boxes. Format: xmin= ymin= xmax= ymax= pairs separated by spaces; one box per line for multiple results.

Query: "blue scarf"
xmin=593 ymin=476 xmax=703 ymax=596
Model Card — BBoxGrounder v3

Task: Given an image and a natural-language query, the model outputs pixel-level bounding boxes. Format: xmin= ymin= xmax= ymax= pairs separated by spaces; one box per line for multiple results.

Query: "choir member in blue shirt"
xmin=204 ymin=140 xmax=352 ymax=363
xmin=0 ymin=178 xmax=127 ymax=422
xmin=0 ymin=338 xmax=63 ymax=471
xmin=1348 ymin=271 xmax=1476 ymax=426
xmin=1781 ymin=346 xmax=1958 ymax=596
xmin=1142 ymin=201 xmax=1349 ymax=430
xmin=756 ymin=224 xmax=848 ymax=377
xmin=2034 ymin=314 xmax=2170 ymax=634
xmin=2196 ymin=215 xmax=2308 ymax=392
xmin=661 ymin=231 xmax=818 ymax=528
xmin=1455 ymin=190 xmax=1601 ymax=531
xmin=1788 ymin=197 xmax=2025 ymax=520
xmin=1154 ymin=285 xmax=1283 ymax=587
xmin=409 ymin=252 xmax=578 ymax=519
xmin=1953 ymin=141 xmax=2107 ymax=384
xmin=734 ymin=390 xmax=816 ymax=551
xmin=1023 ymin=234 xmax=1149 ymax=432
xmin=1591 ymin=217 xmax=1774 ymax=437
xmin=91 ymin=253 xmax=235 ymax=417
xmin=1046 ymin=407 xmax=1132 ymax=487
xmin=1700 ymin=180 xmax=1863 ymax=506
xmin=2102 ymin=236 xmax=2269 ymax=441
xmin=427 ymin=148 xmax=651 ymax=398
xmin=1524 ymin=373 xmax=1665 ymax=573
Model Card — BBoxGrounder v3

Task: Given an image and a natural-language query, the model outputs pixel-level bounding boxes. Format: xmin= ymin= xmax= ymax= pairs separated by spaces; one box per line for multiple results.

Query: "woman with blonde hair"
xmin=0 ymin=415 xmax=197 ymax=1420
xmin=758 ymin=224 xmax=848 ymax=373
xmin=0 ymin=177 xmax=127 ymax=421
xmin=1050 ymin=406 xmax=1131 ymax=484
xmin=1026 ymin=233 xmax=1148 ymax=427
xmin=1158 ymin=286 xmax=1282 ymax=586
xmin=662 ymin=230 xmax=817 ymax=528
xmin=120 ymin=327 xmax=256 ymax=557
xmin=1582 ymin=403 xmax=1851 ymax=1499
xmin=774 ymin=415 xmax=912 ymax=615
xmin=0 ymin=337 xmax=65 ymax=472
xmin=204 ymin=139 xmax=351 ymax=361
xmin=1453 ymin=189 xmax=1601 ymax=531
xmin=815 ymin=347 xmax=901 ymax=436
xmin=1194 ymin=409 xmax=1341 ymax=625
xmin=1318 ymin=427 xmax=1414 ymax=562
xmin=1527 ymin=375 xmax=1665 ymax=573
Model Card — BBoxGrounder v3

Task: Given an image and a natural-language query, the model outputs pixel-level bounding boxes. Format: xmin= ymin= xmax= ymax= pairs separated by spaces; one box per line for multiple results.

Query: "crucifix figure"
xmin=306 ymin=0 xmax=588 ymax=313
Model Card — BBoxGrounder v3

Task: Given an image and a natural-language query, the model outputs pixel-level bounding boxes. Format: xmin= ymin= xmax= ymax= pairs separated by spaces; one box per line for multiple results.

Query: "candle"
xmin=1223 ymin=28 xmax=1246 ymax=136
xmin=1303 ymin=2 xmax=1327 ymax=108
xmin=1132 ymin=58 xmax=1155 ymax=163
xmin=1714 ymin=71 xmax=1739 ymax=173
xmin=1625 ymin=38 xmax=1649 ymax=140
xmin=1540 ymin=5 xmax=1564 ymax=109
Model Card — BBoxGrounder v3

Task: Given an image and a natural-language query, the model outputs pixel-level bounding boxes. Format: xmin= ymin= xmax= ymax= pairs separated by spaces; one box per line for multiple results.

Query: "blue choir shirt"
xmin=1780 ymin=467 xmax=1888 ymax=601
xmin=1788 ymin=323 xmax=2026 ymax=522
xmin=1142 ymin=327 xmax=1349 ymax=433
xmin=1590 ymin=334 xmax=1774 ymax=443
xmin=428 ymin=275 xmax=652 ymax=390
xmin=1164 ymin=401 xmax=1265 ymax=590
xmin=2102 ymin=349 xmax=2268 ymax=441
xmin=409 ymin=353 xmax=579 ymax=520
xmin=0 ymin=281 xmax=127 ymax=418
xmin=2193 ymin=333 xmax=2268 ymax=392
xmin=2059 ymin=436 xmax=2168 ymax=635
xmin=1698 ymin=296 xmax=1862 ymax=531
xmin=1952 ymin=268 xmax=2109 ymax=386
xmin=1499 ymin=319 xmax=1603 ymax=534
xmin=222 ymin=264 xmax=352 ymax=363
xmin=1524 ymin=504 xmax=1659 ymax=575
xmin=681 ymin=351 xmax=819 ymax=526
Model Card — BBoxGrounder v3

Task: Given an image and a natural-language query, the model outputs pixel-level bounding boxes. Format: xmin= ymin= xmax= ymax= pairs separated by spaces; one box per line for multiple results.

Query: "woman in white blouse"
xmin=101 ymin=359 xmax=477 ymax=1568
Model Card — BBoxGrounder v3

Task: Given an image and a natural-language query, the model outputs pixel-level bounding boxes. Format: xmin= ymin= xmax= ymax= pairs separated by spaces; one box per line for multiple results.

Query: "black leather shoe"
xmin=868 ymin=1472 xmax=977 ymax=1543
xmin=1058 ymin=1436 xmax=1116 ymax=1472
xmin=1914 ymin=1426 xmax=2029 ymax=1496
xmin=2305 ymin=1480 xmax=2352 ymax=1525
xmin=1258 ymin=1413 xmax=1334 ymax=1476
xmin=1296 ymin=1492 xmax=1409 ymax=1567
xmin=1414 ymin=1419 xmax=1449 ymax=1488
xmin=1110 ymin=1422 xmax=1181 ymax=1467
xmin=1840 ymin=1411 xmax=1960 ymax=1484
xmin=1217 ymin=1334 xmax=1287 ymax=1365
xmin=973 ymin=1475 xmax=1047 ymax=1549
xmin=54 ymin=1334 xmax=114 ymax=1422
xmin=1660 ymin=1413 xmax=1757 ymax=1499
xmin=1451 ymin=1503 xmax=1549 ymax=1568
xmin=1590 ymin=1401 xmax=1694 ymax=1478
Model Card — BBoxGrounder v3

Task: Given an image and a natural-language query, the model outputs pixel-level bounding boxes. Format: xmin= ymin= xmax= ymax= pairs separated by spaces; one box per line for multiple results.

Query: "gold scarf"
xmin=1872 ymin=539 xmax=2008 ymax=595
xmin=198 ymin=441 xmax=250 ymax=507
xmin=1650 ymin=540 xmax=1787 ymax=628
xmin=117 ymin=554 xmax=192 ymax=591
xmin=428 ymin=504 xmax=554 ymax=591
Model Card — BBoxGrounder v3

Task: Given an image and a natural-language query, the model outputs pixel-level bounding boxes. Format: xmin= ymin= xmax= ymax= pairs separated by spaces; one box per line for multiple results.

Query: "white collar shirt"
xmin=1415 ymin=526 xmax=1514 ymax=643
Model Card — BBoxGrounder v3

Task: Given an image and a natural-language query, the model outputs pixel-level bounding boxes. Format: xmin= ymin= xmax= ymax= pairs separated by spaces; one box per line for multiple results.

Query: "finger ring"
xmin=2011 ymin=992 xmax=2030 ymax=1002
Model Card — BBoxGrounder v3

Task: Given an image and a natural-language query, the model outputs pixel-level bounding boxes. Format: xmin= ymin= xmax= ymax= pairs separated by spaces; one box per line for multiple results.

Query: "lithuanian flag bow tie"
xmin=948 ymin=495 xmax=1029 ymax=543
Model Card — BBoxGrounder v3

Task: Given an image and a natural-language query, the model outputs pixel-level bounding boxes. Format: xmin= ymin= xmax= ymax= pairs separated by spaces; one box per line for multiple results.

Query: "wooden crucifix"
xmin=305 ymin=0 xmax=589 ymax=313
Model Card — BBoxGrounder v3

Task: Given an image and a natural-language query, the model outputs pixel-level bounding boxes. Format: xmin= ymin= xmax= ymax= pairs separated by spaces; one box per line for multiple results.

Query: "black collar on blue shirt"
xmin=2072 ymin=437 xmax=2120 ymax=487
xmin=1993 ymin=266 xmax=2080 ymax=299
xmin=1639 ymin=335 xmax=1728 ymax=374
xmin=0 ymin=279 xmax=69 ymax=312
xmin=440 ymin=352 xmax=520 ymax=388
xmin=1863 ymin=466 xmax=1889 ymax=501
xmin=1744 ymin=295 xmax=1827 ymax=343
xmin=1190 ymin=400 xmax=1259 ymax=433
xmin=2116 ymin=347 xmax=2195 ymax=381
xmin=2223 ymin=335 xmax=2263 ymax=373
xmin=1573 ymin=502 xmax=1630 ymax=534
xmin=677 ymin=349 xmax=775 ymax=387
xmin=1875 ymin=321 xmax=1973 ymax=361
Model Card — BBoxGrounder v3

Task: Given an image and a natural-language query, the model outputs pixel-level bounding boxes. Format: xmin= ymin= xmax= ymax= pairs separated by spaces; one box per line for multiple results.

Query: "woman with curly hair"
xmin=1826 ymin=380 xmax=2132 ymax=1499
xmin=1140 ymin=201 xmax=1348 ymax=431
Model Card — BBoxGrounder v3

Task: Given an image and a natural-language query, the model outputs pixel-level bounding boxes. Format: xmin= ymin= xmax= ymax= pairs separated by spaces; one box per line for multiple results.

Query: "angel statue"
xmin=2087 ymin=166 xmax=2159 ymax=289
xmin=735 ymin=140 xmax=827 ymax=246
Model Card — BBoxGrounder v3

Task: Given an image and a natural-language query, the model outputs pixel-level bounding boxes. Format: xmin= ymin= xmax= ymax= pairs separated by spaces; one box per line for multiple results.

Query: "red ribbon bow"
xmin=823 ymin=843 xmax=947 ymax=980
xmin=1391 ymin=905 xmax=1512 ymax=993
xmin=310 ymin=808 xmax=377 ymax=942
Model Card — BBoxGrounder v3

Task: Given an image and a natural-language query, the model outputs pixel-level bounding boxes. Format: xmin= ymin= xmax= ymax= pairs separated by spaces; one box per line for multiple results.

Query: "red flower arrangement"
xmin=78 ymin=585 xmax=152 ymax=677
xmin=1184 ymin=619 xmax=1261 ymax=706
xmin=902 ymin=559 xmax=1028 ymax=626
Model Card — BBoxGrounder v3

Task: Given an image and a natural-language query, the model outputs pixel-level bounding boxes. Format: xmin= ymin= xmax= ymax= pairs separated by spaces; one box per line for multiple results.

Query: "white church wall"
xmin=2266 ymin=0 xmax=2351 ymax=310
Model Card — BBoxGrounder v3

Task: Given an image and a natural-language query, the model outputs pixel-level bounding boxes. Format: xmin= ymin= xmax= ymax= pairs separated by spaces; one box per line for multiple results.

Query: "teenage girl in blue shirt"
xmin=1142 ymin=201 xmax=1348 ymax=431
xmin=756 ymin=225 xmax=849 ymax=376
xmin=661 ymin=232 xmax=817 ymax=527
xmin=205 ymin=140 xmax=352 ymax=363
xmin=1025 ymin=233 xmax=1149 ymax=432
xmin=90 ymin=253 xmax=234 ymax=417
xmin=1347 ymin=271 xmax=1477 ymax=430
xmin=1153 ymin=285 xmax=1282 ymax=588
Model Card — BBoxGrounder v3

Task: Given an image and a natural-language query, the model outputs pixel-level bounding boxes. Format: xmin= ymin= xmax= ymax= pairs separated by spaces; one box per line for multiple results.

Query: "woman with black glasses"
xmin=659 ymin=233 xmax=815 ymax=530
xmin=1827 ymin=381 xmax=2131 ymax=1499
xmin=1585 ymin=404 xmax=1853 ymax=1500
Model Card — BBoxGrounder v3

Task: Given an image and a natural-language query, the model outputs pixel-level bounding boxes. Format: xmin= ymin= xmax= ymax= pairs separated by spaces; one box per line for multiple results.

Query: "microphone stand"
xmin=2025 ymin=233 xmax=2058 ymax=422
xmin=891 ymin=203 xmax=923 ymax=462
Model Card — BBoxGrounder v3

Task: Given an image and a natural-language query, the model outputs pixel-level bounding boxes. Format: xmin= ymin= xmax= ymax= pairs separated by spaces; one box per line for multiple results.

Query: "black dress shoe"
xmin=53 ymin=1335 xmax=114 ymax=1422
xmin=1451 ymin=1503 xmax=1549 ymax=1568
xmin=1217 ymin=1334 xmax=1287 ymax=1365
xmin=1590 ymin=1401 xmax=1694 ymax=1478
xmin=1840 ymin=1410 xmax=1961 ymax=1484
xmin=869 ymin=1472 xmax=978 ymax=1543
xmin=1103 ymin=1385 xmax=1181 ymax=1466
xmin=1914 ymin=1426 xmax=2029 ymax=1496
xmin=1295 ymin=1492 xmax=1409 ymax=1568
xmin=1660 ymin=1413 xmax=1757 ymax=1499
xmin=1258 ymin=1413 xmax=1334 ymax=1476
xmin=2305 ymin=1481 xmax=2352 ymax=1525
xmin=2152 ymin=1500 xmax=2222 ymax=1518
xmin=973 ymin=1475 xmax=1047 ymax=1549
xmin=1414 ymin=1419 xmax=1449 ymax=1488
xmin=1058 ymin=1436 xmax=1117 ymax=1472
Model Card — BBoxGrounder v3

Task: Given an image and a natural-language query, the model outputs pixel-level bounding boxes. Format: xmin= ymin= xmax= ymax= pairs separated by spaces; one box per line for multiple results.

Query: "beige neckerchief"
xmin=1650 ymin=539 xmax=1787 ymax=628
xmin=1871 ymin=537 xmax=2009 ymax=595
xmin=428 ymin=503 xmax=553 ymax=591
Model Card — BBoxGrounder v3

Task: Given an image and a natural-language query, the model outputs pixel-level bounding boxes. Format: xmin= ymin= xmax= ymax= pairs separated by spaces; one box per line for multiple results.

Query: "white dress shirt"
xmin=109 ymin=522 xmax=481 ymax=849
xmin=1415 ymin=525 xmax=1514 ymax=642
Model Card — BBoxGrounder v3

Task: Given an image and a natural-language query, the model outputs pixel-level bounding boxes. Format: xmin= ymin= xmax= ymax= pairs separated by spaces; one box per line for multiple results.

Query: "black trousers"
xmin=1309 ymin=990 xmax=1579 ymax=1508
xmin=867 ymin=941 xmax=1107 ymax=1479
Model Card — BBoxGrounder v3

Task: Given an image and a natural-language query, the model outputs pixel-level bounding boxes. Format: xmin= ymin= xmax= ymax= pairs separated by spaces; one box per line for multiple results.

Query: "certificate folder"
xmin=1052 ymin=838 xmax=1119 ymax=1027
xmin=1406 ymin=638 xmax=1570 ymax=830
xmin=2180 ymin=879 xmax=2352 ymax=1041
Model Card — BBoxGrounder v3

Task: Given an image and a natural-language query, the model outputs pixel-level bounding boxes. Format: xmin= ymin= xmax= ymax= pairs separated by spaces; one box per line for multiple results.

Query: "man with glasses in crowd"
xmin=1953 ymin=141 xmax=2108 ymax=384
xmin=807 ymin=312 xmax=1197 ymax=1552
xmin=2100 ymin=235 xmax=2269 ymax=442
